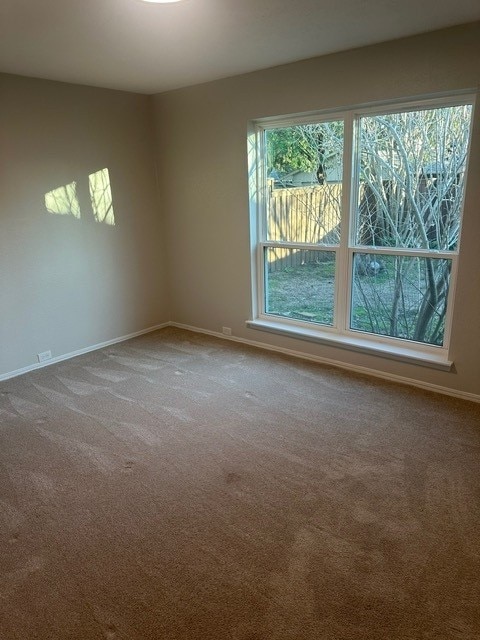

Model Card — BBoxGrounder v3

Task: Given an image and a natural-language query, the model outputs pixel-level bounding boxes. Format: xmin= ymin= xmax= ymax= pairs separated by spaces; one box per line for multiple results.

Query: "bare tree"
xmin=354 ymin=105 xmax=471 ymax=344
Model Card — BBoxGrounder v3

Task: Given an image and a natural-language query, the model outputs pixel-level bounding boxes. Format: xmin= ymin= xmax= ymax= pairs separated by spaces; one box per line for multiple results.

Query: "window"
xmin=248 ymin=96 xmax=474 ymax=367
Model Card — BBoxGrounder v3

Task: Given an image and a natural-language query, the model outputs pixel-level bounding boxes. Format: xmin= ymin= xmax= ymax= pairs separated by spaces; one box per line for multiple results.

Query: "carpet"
xmin=1 ymin=327 xmax=479 ymax=639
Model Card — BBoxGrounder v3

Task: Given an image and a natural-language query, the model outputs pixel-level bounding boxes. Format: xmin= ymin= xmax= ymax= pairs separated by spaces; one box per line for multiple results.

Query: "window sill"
xmin=246 ymin=319 xmax=453 ymax=372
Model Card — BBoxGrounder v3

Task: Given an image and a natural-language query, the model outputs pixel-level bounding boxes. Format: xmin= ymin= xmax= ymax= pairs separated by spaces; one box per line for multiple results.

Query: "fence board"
xmin=267 ymin=184 xmax=342 ymax=272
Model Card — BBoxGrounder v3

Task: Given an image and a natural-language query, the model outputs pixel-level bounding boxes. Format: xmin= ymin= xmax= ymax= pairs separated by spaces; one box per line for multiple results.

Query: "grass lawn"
xmin=266 ymin=260 xmax=336 ymax=325
xmin=265 ymin=255 xmax=446 ymax=346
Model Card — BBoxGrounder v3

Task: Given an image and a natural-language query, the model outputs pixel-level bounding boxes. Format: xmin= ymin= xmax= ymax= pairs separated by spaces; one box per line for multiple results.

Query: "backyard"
xmin=266 ymin=253 xmax=449 ymax=346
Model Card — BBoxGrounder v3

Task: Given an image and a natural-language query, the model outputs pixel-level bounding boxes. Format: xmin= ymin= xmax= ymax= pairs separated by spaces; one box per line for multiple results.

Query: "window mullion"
xmin=263 ymin=241 xmax=339 ymax=251
xmin=335 ymin=112 xmax=354 ymax=333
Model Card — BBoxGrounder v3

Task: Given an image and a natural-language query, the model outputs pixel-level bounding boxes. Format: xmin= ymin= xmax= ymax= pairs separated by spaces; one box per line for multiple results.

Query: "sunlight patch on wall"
xmin=89 ymin=168 xmax=115 ymax=226
xmin=44 ymin=169 xmax=115 ymax=226
xmin=44 ymin=182 xmax=81 ymax=218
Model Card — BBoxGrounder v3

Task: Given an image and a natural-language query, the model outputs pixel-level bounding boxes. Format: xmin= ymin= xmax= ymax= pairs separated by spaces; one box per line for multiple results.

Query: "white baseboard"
xmin=2 ymin=320 xmax=479 ymax=404
xmin=170 ymin=322 xmax=480 ymax=404
xmin=0 ymin=323 xmax=170 ymax=382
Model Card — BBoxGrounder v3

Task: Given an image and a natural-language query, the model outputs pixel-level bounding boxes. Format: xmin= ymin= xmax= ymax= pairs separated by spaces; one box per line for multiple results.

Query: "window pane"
xmin=266 ymin=121 xmax=343 ymax=244
xmin=355 ymin=104 xmax=472 ymax=251
xmin=265 ymin=248 xmax=336 ymax=325
xmin=350 ymin=253 xmax=452 ymax=346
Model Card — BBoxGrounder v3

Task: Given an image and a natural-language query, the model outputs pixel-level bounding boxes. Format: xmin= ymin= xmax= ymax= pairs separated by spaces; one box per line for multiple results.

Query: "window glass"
xmin=355 ymin=105 xmax=472 ymax=251
xmin=266 ymin=121 xmax=344 ymax=245
xmin=265 ymin=248 xmax=336 ymax=326
xmin=350 ymin=253 xmax=452 ymax=346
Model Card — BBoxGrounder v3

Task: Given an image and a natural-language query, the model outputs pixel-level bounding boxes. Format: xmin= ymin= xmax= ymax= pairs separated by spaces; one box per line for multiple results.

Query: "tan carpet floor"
xmin=0 ymin=327 xmax=479 ymax=639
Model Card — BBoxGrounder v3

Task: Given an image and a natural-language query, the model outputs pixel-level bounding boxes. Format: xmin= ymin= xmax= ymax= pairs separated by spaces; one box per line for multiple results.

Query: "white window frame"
xmin=247 ymin=93 xmax=476 ymax=371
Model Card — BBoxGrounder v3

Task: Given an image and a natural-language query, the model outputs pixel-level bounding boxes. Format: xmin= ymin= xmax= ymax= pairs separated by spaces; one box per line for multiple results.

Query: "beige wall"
xmin=152 ymin=23 xmax=480 ymax=397
xmin=0 ymin=74 xmax=169 ymax=377
xmin=1 ymin=24 xmax=479 ymax=396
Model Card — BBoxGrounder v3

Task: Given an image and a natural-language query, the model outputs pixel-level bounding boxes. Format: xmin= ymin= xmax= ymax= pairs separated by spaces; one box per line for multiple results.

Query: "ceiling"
xmin=1 ymin=0 xmax=479 ymax=95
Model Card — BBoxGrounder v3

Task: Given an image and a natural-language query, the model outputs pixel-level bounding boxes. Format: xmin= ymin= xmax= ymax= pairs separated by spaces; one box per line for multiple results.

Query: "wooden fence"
xmin=267 ymin=184 xmax=342 ymax=272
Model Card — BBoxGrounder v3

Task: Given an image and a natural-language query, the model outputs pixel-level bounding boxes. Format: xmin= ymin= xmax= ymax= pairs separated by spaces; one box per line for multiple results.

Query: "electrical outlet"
xmin=222 ymin=327 xmax=232 ymax=336
xmin=37 ymin=350 xmax=52 ymax=363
